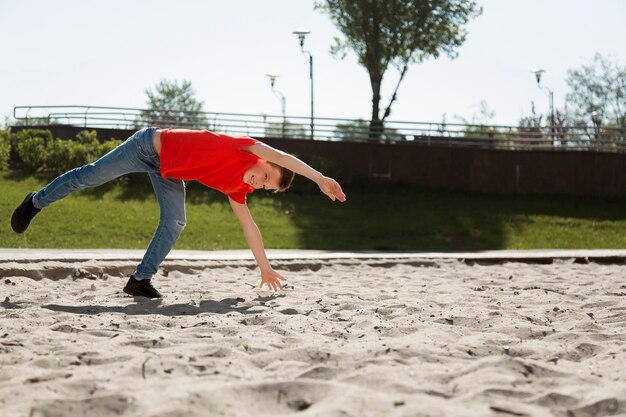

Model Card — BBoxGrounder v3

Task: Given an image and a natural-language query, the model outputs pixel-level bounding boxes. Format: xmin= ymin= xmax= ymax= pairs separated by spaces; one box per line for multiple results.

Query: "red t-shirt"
xmin=159 ymin=129 xmax=260 ymax=204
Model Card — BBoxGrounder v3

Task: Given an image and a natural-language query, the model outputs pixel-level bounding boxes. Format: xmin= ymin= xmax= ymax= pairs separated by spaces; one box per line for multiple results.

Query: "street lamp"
xmin=531 ymin=67 xmax=555 ymax=146
xmin=266 ymin=72 xmax=286 ymax=137
xmin=293 ymin=27 xmax=314 ymax=140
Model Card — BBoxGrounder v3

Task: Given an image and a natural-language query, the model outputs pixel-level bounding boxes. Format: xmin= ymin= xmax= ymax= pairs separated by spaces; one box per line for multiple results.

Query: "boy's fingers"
xmin=331 ymin=183 xmax=346 ymax=201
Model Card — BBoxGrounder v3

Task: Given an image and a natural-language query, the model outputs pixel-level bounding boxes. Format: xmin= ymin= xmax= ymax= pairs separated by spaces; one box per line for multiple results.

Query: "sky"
xmin=1 ymin=0 xmax=625 ymax=127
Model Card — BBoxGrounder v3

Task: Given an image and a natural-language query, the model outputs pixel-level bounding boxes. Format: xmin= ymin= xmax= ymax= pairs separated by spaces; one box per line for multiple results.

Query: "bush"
xmin=15 ymin=129 xmax=54 ymax=173
xmin=44 ymin=139 xmax=91 ymax=174
xmin=0 ymin=130 xmax=10 ymax=171
xmin=75 ymin=129 xmax=98 ymax=146
xmin=95 ymin=138 xmax=121 ymax=158
xmin=75 ymin=130 xmax=100 ymax=160
xmin=13 ymin=129 xmax=123 ymax=176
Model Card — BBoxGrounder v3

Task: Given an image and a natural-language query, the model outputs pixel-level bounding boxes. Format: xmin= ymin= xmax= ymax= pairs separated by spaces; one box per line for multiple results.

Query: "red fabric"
xmin=159 ymin=129 xmax=260 ymax=204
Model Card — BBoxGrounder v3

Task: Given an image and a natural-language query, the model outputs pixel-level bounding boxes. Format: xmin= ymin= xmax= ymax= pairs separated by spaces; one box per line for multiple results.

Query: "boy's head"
xmin=244 ymin=160 xmax=295 ymax=192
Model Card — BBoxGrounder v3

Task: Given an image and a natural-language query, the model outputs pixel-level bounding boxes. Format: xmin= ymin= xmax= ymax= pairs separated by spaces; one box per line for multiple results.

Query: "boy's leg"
xmin=11 ymin=127 xmax=159 ymax=234
xmin=32 ymin=128 xmax=160 ymax=209
xmin=131 ymin=173 xmax=186 ymax=281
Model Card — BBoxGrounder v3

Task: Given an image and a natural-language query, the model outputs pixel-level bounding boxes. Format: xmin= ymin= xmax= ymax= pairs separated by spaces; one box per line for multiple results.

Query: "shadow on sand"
xmin=41 ymin=293 xmax=311 ymax=317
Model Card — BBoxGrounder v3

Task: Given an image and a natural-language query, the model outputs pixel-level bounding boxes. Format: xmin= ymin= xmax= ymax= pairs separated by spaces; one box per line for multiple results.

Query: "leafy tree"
xmin=453 ymin=100 xmax=495 ymax=126
xmin=334 ymin=119 xmax=405 ymax=141
xmin=334 ymin=119 xmax=370 ymax=141
xmin=452 ymin=101 xmax=507 ymax=147
xmin=565 ymin=54 xmax=626 ymax=130
xmin=516 ymin=104 xmax=578 ymax=148
xmin=316 ymin=0 xmax=481 ymax=139
xmin=264 ymin=121 xmax=308 ymax=139
xmin=517 ymin=104 xmax=548 ymax=148
xmin=141 ymin=79 xmax=207 ymax=129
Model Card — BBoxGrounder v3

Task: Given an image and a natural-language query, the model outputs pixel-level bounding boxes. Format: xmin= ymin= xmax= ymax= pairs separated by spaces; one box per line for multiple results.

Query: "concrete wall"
xmin=10 ymin=125 xmax=626 ymax=197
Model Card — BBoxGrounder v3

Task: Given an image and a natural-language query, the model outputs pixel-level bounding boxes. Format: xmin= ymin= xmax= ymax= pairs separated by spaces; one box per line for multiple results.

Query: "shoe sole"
xmin=123 ymin=286 xmax=162 ymax=299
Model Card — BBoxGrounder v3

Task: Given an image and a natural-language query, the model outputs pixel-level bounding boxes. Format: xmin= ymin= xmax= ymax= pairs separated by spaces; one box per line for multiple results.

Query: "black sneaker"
xmin=11 ymin=192 xmax=41 ymax=234
xmin=123 ymin=276 xmax=162 ymax=298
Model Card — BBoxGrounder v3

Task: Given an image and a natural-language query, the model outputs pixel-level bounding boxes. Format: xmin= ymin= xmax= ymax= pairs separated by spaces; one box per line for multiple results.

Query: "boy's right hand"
xmin=260 ymin=267 xmax=287 ymax=292
xmin=318 ymin=176 xmax=346 ymax=202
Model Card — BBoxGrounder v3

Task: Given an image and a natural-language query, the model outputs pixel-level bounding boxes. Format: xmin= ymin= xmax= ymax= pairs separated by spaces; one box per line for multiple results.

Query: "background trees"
xmin=565 ymin=53 xmax=625 ymax=130
xmin=514 ymin=54 xmax=625 ymax=147
xmin=141 ymin=79 xmax=207 ymax=129
xmin=316 ymin=0 xmax=482 ymax=139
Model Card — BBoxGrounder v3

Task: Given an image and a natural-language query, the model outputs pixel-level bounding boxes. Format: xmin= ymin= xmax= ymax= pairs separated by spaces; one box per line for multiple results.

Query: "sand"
xmin=1 ymin=255 xmax=625 ymax=417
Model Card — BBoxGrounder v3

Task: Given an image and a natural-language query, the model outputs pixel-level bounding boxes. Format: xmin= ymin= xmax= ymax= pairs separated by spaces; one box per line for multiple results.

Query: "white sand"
xmin=1 ymin=256 xmax=625 ymax=417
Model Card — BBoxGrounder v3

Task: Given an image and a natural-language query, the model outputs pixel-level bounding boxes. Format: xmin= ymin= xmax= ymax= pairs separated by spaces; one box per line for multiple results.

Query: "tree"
xmin=334 ymin=119 xmax=370 ymax=141
xmin=517 ymin=103 xmax=548 ymax=148
xmin=141 ymin=79 xmax=207 ymax=129
xmin=334 ymin=119 xmax=405 ymax=141
xmin=264 ymin=121 xmax=308 ymax=139
xmin=565 ymin=54 xmax=626 ymax=130
xmin=316 ymin=0 xmax=481 ymax=139
xmin=451 ymin=101 xmax=507 ymax=148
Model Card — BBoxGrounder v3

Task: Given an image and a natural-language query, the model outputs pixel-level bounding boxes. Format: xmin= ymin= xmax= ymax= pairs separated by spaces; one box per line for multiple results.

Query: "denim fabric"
xmin=32 ymin=128 xmax=186 ymax=280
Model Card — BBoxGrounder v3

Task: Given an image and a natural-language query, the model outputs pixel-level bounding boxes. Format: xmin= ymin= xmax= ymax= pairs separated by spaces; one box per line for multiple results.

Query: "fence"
xmin=13 ymin=105 xmax=626 ymax=153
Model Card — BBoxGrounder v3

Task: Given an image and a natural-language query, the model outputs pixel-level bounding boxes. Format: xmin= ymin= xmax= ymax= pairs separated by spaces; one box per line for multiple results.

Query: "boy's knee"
xmin=69 ymin=167 xmax=88 ymax=188
xmin=164 ymin=217 xmax=186 ymax=236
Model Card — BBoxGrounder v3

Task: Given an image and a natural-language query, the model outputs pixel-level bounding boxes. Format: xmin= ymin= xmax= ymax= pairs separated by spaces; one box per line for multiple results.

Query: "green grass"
xmin=1 ymin=172 xmax=626 ymax=250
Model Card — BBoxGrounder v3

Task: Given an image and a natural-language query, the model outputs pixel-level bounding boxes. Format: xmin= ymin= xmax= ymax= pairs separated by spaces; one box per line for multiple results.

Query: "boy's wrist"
xmin=313 ymin=172 xmax=325 ymax=184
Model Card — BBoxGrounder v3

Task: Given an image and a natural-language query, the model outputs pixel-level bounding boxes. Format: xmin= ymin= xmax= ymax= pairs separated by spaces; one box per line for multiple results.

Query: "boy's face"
xmin=243 ymin=159 xmax=282 ymax=190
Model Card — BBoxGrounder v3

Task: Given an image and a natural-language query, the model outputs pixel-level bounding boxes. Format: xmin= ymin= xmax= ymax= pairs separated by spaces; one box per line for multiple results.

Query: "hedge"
xmin=7 ymin=129 xmax=121 ymax=176
xmin=0 ymin=130 xmax=9 ymax=171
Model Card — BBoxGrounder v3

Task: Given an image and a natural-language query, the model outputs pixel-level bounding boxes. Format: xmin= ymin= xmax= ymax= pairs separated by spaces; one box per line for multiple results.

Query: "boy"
xmin=11 ymin=127 xmax=346 ymax=298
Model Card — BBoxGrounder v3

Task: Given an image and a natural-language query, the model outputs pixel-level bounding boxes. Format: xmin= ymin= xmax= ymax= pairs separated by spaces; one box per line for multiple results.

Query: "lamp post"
xmin=293 ymin=28 xmax=314 ymax=140
xmin=266 ymin=72 xmax=286 ymax=137
xmin=531 ymin=68 xmax=555 ymax=146
xmin=260 ymin=111 xmax=267 ymax=138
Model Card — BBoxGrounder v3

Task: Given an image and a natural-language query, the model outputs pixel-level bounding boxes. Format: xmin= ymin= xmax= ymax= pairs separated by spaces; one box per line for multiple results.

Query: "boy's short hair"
xmin=269 ymin=162 xmax=295 ymax=192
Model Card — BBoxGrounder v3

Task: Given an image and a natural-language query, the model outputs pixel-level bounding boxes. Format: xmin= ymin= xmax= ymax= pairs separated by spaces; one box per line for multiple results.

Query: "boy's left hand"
xmin=318 ymin=176 xmax=347 ymax=202
xmin=260 ymin=267 xmax=287 ymax=292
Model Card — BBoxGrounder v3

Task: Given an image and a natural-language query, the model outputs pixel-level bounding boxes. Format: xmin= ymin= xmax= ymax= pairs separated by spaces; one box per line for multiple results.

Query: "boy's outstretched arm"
xmin=247 ymin=143 xmax=347 ymax=202
xmin=228 ymin=197 xmax=286 ymax=292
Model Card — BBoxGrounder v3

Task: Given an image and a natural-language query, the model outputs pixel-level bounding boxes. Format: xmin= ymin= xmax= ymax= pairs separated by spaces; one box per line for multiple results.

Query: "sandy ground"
xmin=1 ymin=256 xmax=625 ymax=417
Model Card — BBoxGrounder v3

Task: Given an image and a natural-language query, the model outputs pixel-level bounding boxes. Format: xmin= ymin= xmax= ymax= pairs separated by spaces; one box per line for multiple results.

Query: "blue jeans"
xmin=32 ymin=128 xmax=186 ymax=280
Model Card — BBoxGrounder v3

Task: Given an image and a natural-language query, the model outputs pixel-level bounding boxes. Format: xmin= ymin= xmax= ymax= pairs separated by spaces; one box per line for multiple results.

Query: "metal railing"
xmin=13 ymin=105 xmax=626 ymax=153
